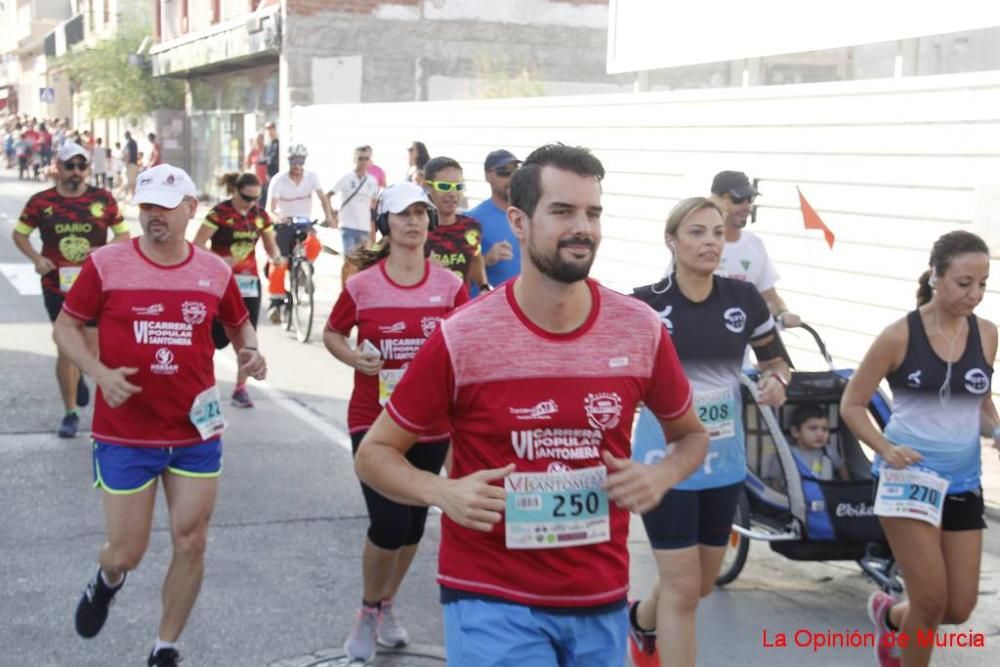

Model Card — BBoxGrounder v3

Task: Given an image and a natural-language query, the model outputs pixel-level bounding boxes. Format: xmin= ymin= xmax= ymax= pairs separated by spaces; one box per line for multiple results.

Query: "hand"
xmin=353 ymin=350 xmax=383 ymax=376
xmin=881 ymin=444 xmax=923 ymax=469
xmin=33 ymin=257 xmax=56 ymax=275
xmin=484 ymin=241 xmax=514 ymax=267
xmin=324 ymin=217 xmax=338 ymax=229
xmin=238 ymin=348 xmax=267 ymax=381
xmin=757 ymin=375 xmax=786 ymax=407
xmin=96 ymin=366 xmax=142 ymax=408
xmin=437 ymin=464 xmax=515 ymax=532
xmin=777 ymin=311 xmax=801 ymax=328
xmin=270 ymin=256 xmax=287 ymax=267
xmin=602 ymin=451 xmax=669 ymax=514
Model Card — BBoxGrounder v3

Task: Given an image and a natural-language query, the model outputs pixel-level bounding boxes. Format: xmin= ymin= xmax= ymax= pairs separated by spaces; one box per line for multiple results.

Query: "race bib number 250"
xmin=504 ymin=465 xmax=610 ymax=550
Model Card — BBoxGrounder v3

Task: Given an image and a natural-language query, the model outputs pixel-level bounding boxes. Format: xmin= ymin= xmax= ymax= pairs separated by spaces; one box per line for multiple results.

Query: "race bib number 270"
xmin=874 ymin=468 xmax=949 ymax=527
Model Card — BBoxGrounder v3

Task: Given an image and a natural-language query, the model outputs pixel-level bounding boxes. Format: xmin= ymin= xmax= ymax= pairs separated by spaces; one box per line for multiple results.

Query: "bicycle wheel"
xmin=716 ymin=487 xmax=750 ymax=586
xmin=293 ymin=262 xmax=314 ymax=343
xmin=282 ymin=261 xmax=295 ymax=332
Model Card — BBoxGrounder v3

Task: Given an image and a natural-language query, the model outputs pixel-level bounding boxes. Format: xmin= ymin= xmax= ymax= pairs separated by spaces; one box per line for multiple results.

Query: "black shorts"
xmin=641 ymin=482 xmax=743 ymax=549
xmin=211 ymin=295 xmax=261 ymax=350
xmin=43 ymin=289 xmax=97 ymax=327
xmin=872 ymin=479 xmax=986 ymax=532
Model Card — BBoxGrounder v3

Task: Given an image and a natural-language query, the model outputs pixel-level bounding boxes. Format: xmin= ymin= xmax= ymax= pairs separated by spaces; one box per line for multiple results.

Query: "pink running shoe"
xmin=867 ymin=591 xmax=902 ymax=667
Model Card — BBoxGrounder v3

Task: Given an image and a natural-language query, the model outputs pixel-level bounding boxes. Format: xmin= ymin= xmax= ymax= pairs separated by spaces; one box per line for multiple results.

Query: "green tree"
xmin=55 ymin=22 xmax=183 ymax=122
xmin=473 ymin=52 xmax=547 ymax=99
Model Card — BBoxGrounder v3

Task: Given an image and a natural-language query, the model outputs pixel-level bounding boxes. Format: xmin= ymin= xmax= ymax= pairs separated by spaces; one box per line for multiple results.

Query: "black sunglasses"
xmin=493 ymin=168 xmax=515 ymax=178
xmin=62 ymin=160 xmax=88 ymax=171
xmin=237 ymin=190 xmax=259 ymax=201
xmin=729 ymin=194 xmax=757 ymax=205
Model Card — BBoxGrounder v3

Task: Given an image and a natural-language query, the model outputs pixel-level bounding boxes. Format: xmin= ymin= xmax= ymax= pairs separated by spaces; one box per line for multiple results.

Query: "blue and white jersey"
xmin=631 ymin=275 xmax=774 ymax=490
xmin=878 ymin=311 xmax=993 ymax=493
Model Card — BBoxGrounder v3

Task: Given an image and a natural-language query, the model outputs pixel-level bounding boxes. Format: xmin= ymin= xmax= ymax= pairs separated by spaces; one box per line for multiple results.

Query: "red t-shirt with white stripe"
xmin=386 ymin=278 xmax=692 ymax=608
xmin=63 ymin=239 xmax=249 ymax=447
xmin=326 ymin=259 xmax=469 ymax=440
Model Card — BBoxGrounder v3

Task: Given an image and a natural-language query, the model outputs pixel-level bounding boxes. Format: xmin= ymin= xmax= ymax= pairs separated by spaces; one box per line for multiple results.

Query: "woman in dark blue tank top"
xmin=842 ymin=230 xmax=999 ymax=667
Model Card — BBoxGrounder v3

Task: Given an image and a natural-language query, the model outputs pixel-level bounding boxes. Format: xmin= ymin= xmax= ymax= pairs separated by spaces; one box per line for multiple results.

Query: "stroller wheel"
xmin=716 ymin=488 xmax=751 ymax=586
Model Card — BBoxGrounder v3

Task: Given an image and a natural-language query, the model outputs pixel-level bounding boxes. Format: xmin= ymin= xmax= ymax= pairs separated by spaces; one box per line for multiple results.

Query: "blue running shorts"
xmin=443 ymin=598 xmax=626 ymax=666
xmin=92 ymin=439 xmax=222 ymax=494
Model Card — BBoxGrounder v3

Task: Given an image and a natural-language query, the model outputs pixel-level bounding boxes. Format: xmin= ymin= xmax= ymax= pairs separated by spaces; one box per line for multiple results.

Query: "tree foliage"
xmin=55 ymin=22 xmax=184 ymax=122
xmin=472 ymin=52 xmax=547 ymax=99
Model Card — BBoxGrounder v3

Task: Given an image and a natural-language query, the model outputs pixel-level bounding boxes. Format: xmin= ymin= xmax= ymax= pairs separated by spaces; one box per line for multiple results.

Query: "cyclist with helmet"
xmin=264 ymin=143 xmax=334 ymax=322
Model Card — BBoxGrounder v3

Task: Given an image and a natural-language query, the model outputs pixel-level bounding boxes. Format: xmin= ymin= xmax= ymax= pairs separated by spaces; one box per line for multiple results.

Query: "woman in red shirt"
xmin=324 ymin=182 xmax=468 ymax=662
xmin=194 ymin=172 xmax=282 ymax=408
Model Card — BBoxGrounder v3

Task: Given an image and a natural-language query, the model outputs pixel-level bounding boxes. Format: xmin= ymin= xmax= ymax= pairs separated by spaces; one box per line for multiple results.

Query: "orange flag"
xmin=797 ymin=187 xmax=835 ymax=249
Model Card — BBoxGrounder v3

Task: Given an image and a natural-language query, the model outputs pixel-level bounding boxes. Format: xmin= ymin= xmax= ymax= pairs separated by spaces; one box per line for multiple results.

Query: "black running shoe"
xmin=58 ymin=413 xmax=80 ymax=439
xmin=76 ymin=376 xmax=90 ymax=407
xmin=147 ymin=647 xmax=182 ymax=666
xmin=74 ymin=569 xmax=124 ymax=638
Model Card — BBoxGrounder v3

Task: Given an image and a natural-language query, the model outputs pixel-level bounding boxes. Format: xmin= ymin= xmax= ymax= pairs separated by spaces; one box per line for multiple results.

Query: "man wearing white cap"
xmin=12 ymin=141 xmax=129 ymax=438
xmin=53 ymin=164 xmax=268 ymax=667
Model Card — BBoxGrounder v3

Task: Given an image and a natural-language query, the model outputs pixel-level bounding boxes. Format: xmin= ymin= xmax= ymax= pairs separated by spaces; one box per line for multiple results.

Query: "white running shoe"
xmin=344 ymin=605 xmax=379 ymax=662
xmin=376 ymin=598 xmax=410 ymax=648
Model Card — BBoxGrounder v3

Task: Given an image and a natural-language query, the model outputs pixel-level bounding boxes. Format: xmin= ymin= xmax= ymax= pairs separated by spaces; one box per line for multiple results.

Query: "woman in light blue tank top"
xmin=842 ymin=230 xmax=999 ymax=667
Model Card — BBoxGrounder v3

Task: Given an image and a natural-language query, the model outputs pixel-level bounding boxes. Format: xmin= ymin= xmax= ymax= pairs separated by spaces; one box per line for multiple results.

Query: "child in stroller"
xmin=765 ymin=404 xmax=849 ymax=489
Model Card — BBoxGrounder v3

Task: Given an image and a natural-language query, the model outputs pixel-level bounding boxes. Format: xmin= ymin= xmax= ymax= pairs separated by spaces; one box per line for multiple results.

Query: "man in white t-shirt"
xmin=711 ymin=170 xmax=800 ymax=328
xmin=328 ymin=145 xmax=380 ymax=286
xmin=264 ymin=144 xmax=335 ymax=321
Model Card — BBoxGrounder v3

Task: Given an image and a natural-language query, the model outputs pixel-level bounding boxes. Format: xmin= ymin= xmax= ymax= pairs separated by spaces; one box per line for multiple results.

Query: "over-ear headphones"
xmin=373 ymin=186 xmax=439 ymax=237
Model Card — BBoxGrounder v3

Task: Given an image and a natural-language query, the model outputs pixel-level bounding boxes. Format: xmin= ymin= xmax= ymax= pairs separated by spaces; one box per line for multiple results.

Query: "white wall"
xmin=291 ymin=71 xmax=1000 ymax=383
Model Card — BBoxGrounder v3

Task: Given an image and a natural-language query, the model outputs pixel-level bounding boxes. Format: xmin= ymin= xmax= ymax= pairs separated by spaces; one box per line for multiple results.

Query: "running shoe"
xmin=376 ymin=598 xmax=410 ymax=648
xmin=344 ymin=605 xmax=380 ymax=662
xmin=76 ymin=377 xmax=89 ymax=407
xmin=74 ymin=569 xmax=124 ymax=638
xmin=230 ymin=388 xmax=254 ymax=409
xmin=58 ymin=413 xmax=80 ymax=439
xmin=267 ymin=301 xmax=282 ymax=324
xmin=867 ymin=591 xmax=902 ymax=667
xmin=147 ymin=647 xmax=182 ymax=666
xmin=627 ymin=600 xmax=659 ymax=667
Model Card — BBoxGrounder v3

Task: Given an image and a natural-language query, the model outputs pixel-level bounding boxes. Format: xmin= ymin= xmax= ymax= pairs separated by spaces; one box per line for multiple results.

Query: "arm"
xmin=12 ymin=229 xmax=55 ymax=275
xmin=53 ymin=312 xmax=141 ymax=407
xmin=316 ymin=188 xmax=337 ymax=228
xmin=603 ymin=407 xmax=709 ymax=513
xmin=751 ymin=331 xmax=790 ymax=406
xmin=322 ymin=328 xmax=383 ymax=376
xmin=356 ymin=411 xmax=514 ymax=531
xmin=222 ymin=320 xmax=267 ymax=380
xmin=260 ymin=229 xmax=284 ymax=265
xmin=470 ymin=253 xmax=488 ymax=291
xmin=977 ymin=320 xmax=1000 ymax=445
xmin=759 ymin=287 xmax=800 ymax=328
xmin=192 ymin=224 xmax=215 ymax=249
xmin=840 ymin=322 xmax=920 ymax=469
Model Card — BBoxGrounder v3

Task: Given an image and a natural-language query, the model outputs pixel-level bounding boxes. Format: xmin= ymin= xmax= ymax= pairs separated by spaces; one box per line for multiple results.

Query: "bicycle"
xmin=274 ymin=217 xmax=317 ymax=343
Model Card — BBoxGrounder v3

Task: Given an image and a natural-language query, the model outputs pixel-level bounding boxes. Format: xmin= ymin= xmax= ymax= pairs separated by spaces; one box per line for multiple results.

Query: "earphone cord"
xmin=935 ymin=310 xmax=962 ymax=406
xmin=650 ymin=273 xmax=673 ymax=295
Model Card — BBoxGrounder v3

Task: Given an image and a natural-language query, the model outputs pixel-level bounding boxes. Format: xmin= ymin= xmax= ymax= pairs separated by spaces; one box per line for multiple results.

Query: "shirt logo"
xmin=429 ymin=295 xmax=442 ymax=303
xmin=379 ymin=322 xmax=406 ymax=334
xmin=150 ymin=347 xmax=179 ymax=375
xmin=906 ymin=369 xmax=922 ymax=388
xmin=740 ymin=259 xmax=751 ymax=271
xmin=420 ymin=316 xmax=442 ymax=338
xmin=510 ymin=428 xmax=602 ymax=461
xmin=181 ymin=301 xmax=207 ymax=325
xmin=723 ymin=307 xmax=747 ymax=333
xmin=198 ymin=279 xmax=210 ymax=287
xmin=658 ymin=305 xmax=673 ymax=334
xmin=584 ymin=392 xmax=623 ymax=431
xmin=609 ymin=356 xmax=629 ymax=368
xmin=964 ymin=368 xmax=990 ymax=395
xmin=509 ymin=400 xmax=559 ymax=421
xmin=89 ymin=201 xmax=106 ymax=218
xmin=131 ymin=303 xmax=165 ymax=316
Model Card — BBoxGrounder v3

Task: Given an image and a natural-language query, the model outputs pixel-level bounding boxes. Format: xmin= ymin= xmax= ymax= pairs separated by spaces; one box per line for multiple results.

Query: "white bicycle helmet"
xmin=288 ymin=143 xmax=309 ymax=159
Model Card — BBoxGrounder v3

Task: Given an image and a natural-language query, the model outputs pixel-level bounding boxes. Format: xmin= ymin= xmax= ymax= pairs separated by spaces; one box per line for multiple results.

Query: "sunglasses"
xmin=729 ymin=194 xmax=757 ymax=205
xmin=493 ymin=168 xmax=516 ymax=178
xmin=237 ymin=190 xmax=259 ymax=201
xmin=426 ymin=180 xmax=466 ymax=193
xmin=62 ymin=160 xmax=88 ymax=171
xmin=289 ymin=158 xmax=305 ymax=166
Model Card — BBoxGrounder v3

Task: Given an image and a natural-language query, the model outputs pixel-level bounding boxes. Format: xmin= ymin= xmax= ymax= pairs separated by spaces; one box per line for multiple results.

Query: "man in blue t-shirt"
xmin=465 ymin=149 xmax=521 ymax=288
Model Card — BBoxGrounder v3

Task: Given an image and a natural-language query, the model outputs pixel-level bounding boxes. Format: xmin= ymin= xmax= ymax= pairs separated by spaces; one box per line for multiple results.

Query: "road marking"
xmin=214 ymin=354 xmax=352 ymax=453
xmin=0 ymin=263 xmax=42 ymax=295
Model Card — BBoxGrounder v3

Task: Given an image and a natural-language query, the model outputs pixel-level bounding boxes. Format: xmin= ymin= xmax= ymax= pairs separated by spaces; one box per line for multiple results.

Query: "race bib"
xmin=58 ymin=266 xmax=82 ymax=292
xmin=189 ymin=386 xmax=227 ymax=440
xmin=504 ymin=466 xmax=610 ymax=550
xmin=874 ymin=467 xmax=949 ymax=526
xmin=234 ymin=274 xmax=260 ymax=298
xmin=694 ymin=387 xmax=736 ymax=440
xmin=378 ymin=368 xmax=406 ymax=406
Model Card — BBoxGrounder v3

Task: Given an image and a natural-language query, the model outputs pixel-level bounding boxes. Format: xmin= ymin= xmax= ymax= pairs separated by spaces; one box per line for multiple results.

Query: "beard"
xmin=527 ymin=234 xmax=597 ymax=284
xmin=66 ymin=175 xmax=83 ymax=190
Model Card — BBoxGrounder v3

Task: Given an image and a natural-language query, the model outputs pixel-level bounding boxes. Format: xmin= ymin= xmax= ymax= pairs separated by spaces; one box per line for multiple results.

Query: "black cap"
xmin=711 ymin=170 xmax=759 ymax=199
xmin=484 ymin=149 xmax=520 ymax=171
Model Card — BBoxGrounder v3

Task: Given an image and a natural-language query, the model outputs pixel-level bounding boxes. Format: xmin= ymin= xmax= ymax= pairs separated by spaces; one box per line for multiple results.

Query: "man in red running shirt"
xmin=53 ymin=164 xmax=267 ymax=667
xmin=356 ymin=144 xmax=709 ymax=665
xmin=13 ymin=140 xmax=129 ymax=438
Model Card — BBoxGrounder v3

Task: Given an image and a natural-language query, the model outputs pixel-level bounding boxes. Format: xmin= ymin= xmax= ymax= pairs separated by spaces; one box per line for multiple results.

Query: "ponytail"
xmin=348 ymin=240 xmax=391 ymax=272
xmin=217 ymin=172 xmax=240 ymax=195
xmin=916 ymin=269 xmax=933 ymax=307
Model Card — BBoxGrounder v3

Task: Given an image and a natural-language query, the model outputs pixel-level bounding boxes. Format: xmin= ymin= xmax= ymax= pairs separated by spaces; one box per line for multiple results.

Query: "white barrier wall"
xmin=291 ymin=71 xmax=1000 ymax=382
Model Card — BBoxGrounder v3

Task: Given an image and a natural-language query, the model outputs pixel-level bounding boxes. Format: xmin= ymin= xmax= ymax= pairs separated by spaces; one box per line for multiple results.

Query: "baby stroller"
xmin=716 ymin=323 xmax=901 ymax=594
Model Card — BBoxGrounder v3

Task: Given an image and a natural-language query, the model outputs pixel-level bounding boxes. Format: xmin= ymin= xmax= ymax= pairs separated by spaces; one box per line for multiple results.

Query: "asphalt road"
xmin=1 ymin=169 xmax=999 ymax=666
